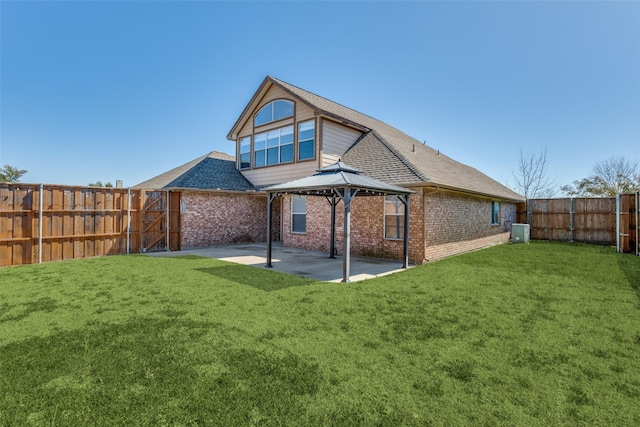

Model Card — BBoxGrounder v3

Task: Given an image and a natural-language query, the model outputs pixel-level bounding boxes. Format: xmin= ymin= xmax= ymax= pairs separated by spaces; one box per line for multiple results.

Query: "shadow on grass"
xmin=196 ymin=265 xmax=316 ymax=292
xmin=617 ymin=253 xmax=640 ymax=302
xmin=0 ymin=317 xmax=323 ymax=426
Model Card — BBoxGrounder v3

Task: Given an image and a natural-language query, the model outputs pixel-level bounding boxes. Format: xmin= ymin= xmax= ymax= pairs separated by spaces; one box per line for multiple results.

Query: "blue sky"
xmin=1 ymin=1 xmax=639 ymax=192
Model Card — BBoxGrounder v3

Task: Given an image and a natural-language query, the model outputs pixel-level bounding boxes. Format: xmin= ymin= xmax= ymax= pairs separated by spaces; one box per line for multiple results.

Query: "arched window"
xmin=254 ymin=100 xmax=294 ymax=127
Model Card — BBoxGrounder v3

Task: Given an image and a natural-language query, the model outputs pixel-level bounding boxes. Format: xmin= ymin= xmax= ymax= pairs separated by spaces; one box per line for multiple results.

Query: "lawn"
xmin=1 ymin=242 xmax=639 ymax=426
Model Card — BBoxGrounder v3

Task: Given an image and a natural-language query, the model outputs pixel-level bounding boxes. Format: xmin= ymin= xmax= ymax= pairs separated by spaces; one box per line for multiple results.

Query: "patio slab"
xmin=146 ymin=243 xmax=411 ymax=282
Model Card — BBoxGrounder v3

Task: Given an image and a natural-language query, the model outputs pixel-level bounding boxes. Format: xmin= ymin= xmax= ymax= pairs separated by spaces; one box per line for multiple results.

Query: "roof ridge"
xmin=270 ymin=76 xmax=393 ymax=129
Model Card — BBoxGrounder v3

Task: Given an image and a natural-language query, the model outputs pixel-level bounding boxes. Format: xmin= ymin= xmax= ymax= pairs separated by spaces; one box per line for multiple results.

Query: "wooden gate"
xmin=140 ymin=190 xmax=181 ymax=253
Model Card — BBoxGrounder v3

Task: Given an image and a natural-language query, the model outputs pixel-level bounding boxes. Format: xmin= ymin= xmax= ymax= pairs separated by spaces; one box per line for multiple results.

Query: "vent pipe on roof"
xmin=412 ymin=144 xmax=415 ymax=152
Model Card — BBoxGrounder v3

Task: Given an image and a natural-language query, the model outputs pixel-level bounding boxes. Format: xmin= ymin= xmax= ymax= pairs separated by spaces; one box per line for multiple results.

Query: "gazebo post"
xmin=402 ymin=194 xmax=410 ymax=269
xmin=329 ymin=194 xmax=336 ymax=259
xmin=266 ymin=192 xmax=276 ymax=268
xmin=342 ymin=188 xmax=352 ymax=283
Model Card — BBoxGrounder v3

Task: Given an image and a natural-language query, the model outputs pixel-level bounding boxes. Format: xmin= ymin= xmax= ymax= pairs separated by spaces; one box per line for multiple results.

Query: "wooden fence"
xmin=0 ymin=184 xmax=181 ymax=267
xmin=515 ymin=193 xmax=638 ymax=254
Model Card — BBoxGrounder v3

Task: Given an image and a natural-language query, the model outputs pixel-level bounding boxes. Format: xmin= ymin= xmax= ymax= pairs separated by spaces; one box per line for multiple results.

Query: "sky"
xmin=1 ymin=1 xmax=639 ymax=193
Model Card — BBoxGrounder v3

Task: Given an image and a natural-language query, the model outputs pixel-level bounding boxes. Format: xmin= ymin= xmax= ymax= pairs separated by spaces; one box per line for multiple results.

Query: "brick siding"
xmin=280 ymin=189 xmax=516 ymax=264
xmin=179 ymin=189 xmax=516 ymax=263
xmin=423 ymin=190 xmax=516 ymax=261
xmin=281 ymin=192 xmax=424 ymax=264
xmin=180 ymin=191 xmax=273 ymax=248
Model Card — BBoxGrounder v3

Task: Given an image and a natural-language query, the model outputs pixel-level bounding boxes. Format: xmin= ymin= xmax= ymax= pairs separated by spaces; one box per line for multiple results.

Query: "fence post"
xmin=616 ymin=194 xmax=621 ymax=253
xmin=127 ymin=188 xmax=131 ymax=255
xmin=636 ymin=191 xmax=640 ymax=256
xmin=569 ymin=198 xmax=574 ymax=243
xmin=526 ymin=199 xmax=530 ymax=225
xmin=166 ymin=190 xmax=170 ymax=252
xmin=38 ymin=183 xmax=43 ymax=264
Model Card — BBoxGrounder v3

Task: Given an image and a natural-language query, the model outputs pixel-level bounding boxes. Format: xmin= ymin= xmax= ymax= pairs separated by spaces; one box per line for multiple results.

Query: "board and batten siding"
xmin=240 ymin=161 xmax=319 ymax=187
xmin=321 ymin=119 xmax=363 ymax=166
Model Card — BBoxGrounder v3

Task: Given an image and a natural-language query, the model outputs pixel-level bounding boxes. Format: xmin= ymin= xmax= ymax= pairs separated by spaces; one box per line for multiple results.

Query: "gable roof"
xmin=228 ymin=76 xmax=523 ymax=201
xmin=133 ymin=151 xmax=254 ymax=191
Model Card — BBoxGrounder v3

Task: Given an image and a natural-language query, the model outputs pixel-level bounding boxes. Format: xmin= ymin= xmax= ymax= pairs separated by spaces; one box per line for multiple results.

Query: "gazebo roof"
xmin=262 ymin=162 xmax=414 ymax=197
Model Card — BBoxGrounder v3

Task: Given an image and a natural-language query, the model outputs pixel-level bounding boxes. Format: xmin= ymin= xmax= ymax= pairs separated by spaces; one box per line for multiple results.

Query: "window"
xmin=491 ymin=201 xmax=500 ymax=225
xmin=239 ymin=136 xmax=251 ymax=169
xmin=298 ymin=120 xmax=315 ymax=161
xmin=291 ymin=196 xmax=306 ymax=233
xmin=254 ymin=100 xmax=294 ymax=127
xmin=254 ymin=125 xmax=294 ymax=167
xmin=384 ymin=195 xmax=405 ymax=239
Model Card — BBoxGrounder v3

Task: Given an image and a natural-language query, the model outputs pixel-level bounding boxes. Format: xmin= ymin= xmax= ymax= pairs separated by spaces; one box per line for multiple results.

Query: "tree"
xmin=511 ymin=146 xmax=556 ymax=198
xmin=0 ymin=164 xmax=27 ymax=182
xmin=561 ymin=156 xmax=640 ymax=197
xmin=88 ymin=181 xmax=113 ymax=187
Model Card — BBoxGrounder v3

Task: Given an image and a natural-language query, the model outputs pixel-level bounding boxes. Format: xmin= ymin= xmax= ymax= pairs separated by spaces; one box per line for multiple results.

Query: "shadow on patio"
xmin=148 ymin=243 xmax=411 ymax=283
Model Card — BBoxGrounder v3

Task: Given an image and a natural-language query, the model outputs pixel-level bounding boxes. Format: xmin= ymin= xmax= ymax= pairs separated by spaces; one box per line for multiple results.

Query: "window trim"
xmin=291 ymin=195 xmax=307 ymax=234
xmin=384 ymin=195 xmax=405 ymax=240
xmin=491 ymin=201 xmax=500 ymax=225
xmin=253 ymin=125 xmax=294 ymax=168
xmin=254 ymin=99 xmax=295 ymax=128
xmin=239 ymin=136 xmax=251 ymax=170
xmin=297 ymin=119 xmax=316 ymax=162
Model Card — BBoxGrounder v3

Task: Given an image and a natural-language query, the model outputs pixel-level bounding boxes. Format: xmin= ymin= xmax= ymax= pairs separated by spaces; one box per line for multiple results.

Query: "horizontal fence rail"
xmin=516 ymin=194 xmax=638 ymax=254
xmin=1 ymin=184 xmax=181 ymax=267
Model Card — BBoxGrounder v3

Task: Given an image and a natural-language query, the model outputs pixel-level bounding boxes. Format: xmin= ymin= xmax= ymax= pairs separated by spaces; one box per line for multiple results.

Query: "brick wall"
xmin=280 ymin=191 xmax=424 ymax=264
xmin=180 ymin=191 xmax=271 ymax=248
xmin=423 ymin=190 xmax=516 ymax=261
xmin=213 ymin=189 xmax=518 ymax=264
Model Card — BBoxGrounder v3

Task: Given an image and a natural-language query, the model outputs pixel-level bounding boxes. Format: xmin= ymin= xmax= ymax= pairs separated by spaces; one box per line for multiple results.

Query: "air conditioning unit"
xmin=511 ymin=223 xmax=530 ymax=244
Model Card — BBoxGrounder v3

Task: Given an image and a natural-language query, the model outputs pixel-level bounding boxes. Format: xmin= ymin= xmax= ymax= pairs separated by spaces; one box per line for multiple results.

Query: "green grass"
xmin=1 ymin=242 xmax=639 ymax=426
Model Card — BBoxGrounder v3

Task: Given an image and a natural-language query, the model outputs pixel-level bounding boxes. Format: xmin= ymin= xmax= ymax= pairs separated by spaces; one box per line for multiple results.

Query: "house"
xmin=135 ymin=76 xmax=524 ymax=263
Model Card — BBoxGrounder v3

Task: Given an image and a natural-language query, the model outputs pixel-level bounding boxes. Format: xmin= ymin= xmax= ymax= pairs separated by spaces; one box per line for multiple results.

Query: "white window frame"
xmin=291 ymin=196 xmax=307 ymax=234
xmin=384 ymin=195 xmax=405 ymax=240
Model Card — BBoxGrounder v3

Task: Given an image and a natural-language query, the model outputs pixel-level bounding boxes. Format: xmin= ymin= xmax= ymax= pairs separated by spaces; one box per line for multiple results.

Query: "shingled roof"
xmin=133 ymin=151 xmax=254 ymax=191
xmin=262 ymin=76 xmax=524 ymax=201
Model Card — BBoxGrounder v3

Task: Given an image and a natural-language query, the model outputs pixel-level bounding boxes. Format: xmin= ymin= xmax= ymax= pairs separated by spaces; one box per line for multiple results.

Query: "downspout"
xmin=38 ymin=183 xmax=43 ymax=264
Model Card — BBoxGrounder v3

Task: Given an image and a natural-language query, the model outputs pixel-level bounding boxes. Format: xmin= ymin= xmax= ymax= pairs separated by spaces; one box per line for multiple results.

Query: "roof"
xmin=230 ymin=76 xmax=524 ymax=202
xmin=263 ymin=162 xmax=414 ymax=197
xmin=133 ymin=151 xmax=254 ymax=191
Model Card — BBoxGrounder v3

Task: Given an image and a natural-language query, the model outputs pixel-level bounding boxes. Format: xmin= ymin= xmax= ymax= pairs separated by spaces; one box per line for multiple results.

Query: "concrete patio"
xmin=146 ymin=243 xmax=412 ymax=283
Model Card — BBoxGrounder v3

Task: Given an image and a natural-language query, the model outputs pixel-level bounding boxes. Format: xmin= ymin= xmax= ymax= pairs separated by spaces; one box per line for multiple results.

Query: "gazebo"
xmin=263 ymin=162 xmax=414 ymax=283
